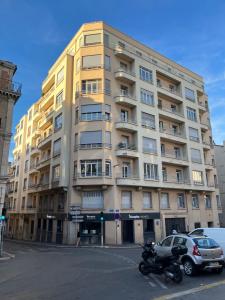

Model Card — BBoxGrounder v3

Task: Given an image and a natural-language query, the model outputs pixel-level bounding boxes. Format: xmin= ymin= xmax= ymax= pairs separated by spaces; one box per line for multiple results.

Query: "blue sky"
xmin=1 ymin=0 xmax=225 ymax=159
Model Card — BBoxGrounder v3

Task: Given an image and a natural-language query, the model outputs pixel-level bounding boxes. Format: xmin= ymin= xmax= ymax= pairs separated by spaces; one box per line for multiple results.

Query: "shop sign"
xmin=71 ymin=215 xmax=84 ymax=223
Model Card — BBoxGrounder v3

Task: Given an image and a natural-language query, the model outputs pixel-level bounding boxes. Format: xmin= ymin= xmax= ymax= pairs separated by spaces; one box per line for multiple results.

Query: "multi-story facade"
xmin=0 ymin=60 xmax=21 ymax=218
xmin=6 ymin=22 xmax=221 ymax=245
xmin=214 ymin=142 xmax=225 ymax=226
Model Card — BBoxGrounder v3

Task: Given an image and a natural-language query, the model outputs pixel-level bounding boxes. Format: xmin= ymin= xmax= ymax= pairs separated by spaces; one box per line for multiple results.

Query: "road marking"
xmin=153 ymin=279 xmax=225 ymax=300
xmin=148 ymin=281 xmax=156 ymax=287
xmin=149 ymin=274 xmax=168 ymax=289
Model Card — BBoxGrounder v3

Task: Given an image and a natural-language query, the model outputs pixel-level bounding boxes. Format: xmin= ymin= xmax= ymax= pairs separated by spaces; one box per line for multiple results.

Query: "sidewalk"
xmin=5 ymin=238 xmax=141 ymax=249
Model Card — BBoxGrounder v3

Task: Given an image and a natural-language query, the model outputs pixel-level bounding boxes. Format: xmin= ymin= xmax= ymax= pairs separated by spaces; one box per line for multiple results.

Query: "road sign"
xmin=114 ymin=212 xmax=121 ymax=221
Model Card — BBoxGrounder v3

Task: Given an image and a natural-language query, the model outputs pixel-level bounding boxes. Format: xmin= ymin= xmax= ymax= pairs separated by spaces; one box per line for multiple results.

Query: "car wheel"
xmin=183 ymin=259 xmax=197 ymax=276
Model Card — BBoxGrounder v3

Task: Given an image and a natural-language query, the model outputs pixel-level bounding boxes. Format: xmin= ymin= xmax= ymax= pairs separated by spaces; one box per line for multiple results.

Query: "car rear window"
xmin=193 ymin=238 xmax=220 ymax=249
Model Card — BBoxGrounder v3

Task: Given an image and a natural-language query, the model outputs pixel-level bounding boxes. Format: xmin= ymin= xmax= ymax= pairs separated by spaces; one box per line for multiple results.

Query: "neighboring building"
xmin=0 ymin=60 xmax=21 ymax=218
xmin=6 ymin=22 xmax=221 ymax=245
xmin=214 ymin=142 xmax=225 ymax=226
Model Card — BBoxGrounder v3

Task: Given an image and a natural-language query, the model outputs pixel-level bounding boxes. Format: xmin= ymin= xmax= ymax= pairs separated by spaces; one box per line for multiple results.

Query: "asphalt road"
xmin=1 ymin=240 xmax=225 ymax=300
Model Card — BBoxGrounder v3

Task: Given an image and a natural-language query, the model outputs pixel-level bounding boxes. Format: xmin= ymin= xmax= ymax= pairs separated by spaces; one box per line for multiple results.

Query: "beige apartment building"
xmin=6 ymin=22 xmax=221 ymax=245
xmin=0 ymin=60 xmax=21 ymax=218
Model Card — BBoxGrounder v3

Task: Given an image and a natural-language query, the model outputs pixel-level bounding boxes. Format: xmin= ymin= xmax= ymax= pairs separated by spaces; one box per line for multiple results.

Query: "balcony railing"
xmin=161 ymin=151 xmax=188 ymax=161
xmin=74 ymin=172 xmax=112 ymax=179
xmin=74 ymin=143 xmax=112 ymax=150
xmin=160 ymin=128 xmax=186 ymax=139
xmin=117 ymin=143 xmax=137 ymax=151
xmin=158 ymin=105 xmax=184 ymax=117
xmin=163 ymin=177 xmax=191 ymax=184
xmin=157 ymin=81 xmax=181 ymax=97
xmin=0 ymin=77 xmax=22 ymax=97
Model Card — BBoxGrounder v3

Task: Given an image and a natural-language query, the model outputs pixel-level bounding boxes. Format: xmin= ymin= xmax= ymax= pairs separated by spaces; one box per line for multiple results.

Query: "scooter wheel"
xmin=139 ymin=262 xmax=149 ymax=275
xmin=172 ymin=270 xmax=183 ymax=283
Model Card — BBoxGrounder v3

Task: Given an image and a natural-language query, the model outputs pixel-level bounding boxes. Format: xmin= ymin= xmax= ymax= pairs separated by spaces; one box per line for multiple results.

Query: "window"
xmin=192 ymin=171 xmax=203 ymax=185
xmin=122 ymin=162 xmax=131 ymax=178
xmin=105 ymin=131 xmax=111 ymax=147
xmin=80 ymin=160 xmax=102 ymax=177
xmin=82 ymin=191 xmax=103 ymax=209
xmin=56 ymin=91 xmax=63 ymax=107
xmin=192 ymin=194 xmax=199 ymax=208
xmin=24 ymin=160 xmax=28 ymax=173
xmin=140 ymin=66 xmax=152 ymax=83
xmin=53 ymin=165 xmax=60 ymax=181
xmin=53 ymin=138 xmax=61 ymax=156
xmin=23 ymin=178 xmax=27 ymax=190
xmin=176 ymin=169 xmax=183 ymax=182
xmin=141 ymin=112 xmax=155 ymax=129
xmin=105 ymin=79 xmax=111 ymax=94
xmin=173 ymin=237 xmax=187 ymax=246
xmin=205 ymin=195 xmax=212 ymax=209
xmin=177 ymin=193 xmax=185 ymax=208
xmin=28 ymin=110 xmax=32 ymax=120
xmin=191 ymin=148 xmax=202 ymax=163
xmin=104 ymin=34 xmax=109 ymax=47
xmin=140 ymin=88 xmax=154 ymax=106
xmin=105 ymin=160 xmax=111 ymax=176
xmin=57 ymin=67 xmax=64 ymax=84
xmin=120 ymin=109 xmax=129 ymax=122
xmin=161 ymin=193 xmax=169 ymax=209
xmin=20 ymin=120 xmax=23 ymax=129
xmin=80 ymin=104 xmax=102 ymax=121
xmin=216 ymin=195 xmax=222 ymax=209
xmin=187 ymin=107 xmax=197 ymax=121
xmin=143 ymin=137 xmax=157 ymax=154
xmin=76 ymin=58 xmax=80 ymax=73
xmin=185 ymin=87 xmax=195 ymax=101
xmin=104 ymin=55 xmax=111 ymax=70
xmin=161 ymin=236 xmax=173 ymax=247
xmin=189 ymin=127 xmax=199 ymax=142
xmin=55 ymin=113 xmax=63 ymax=131
xmin=121 ymin=191 xmax=132 ymax=209
xmin=27 ymin=127 xmax=31 ymax=137
xmin=105 ymin=104 xmax=111 ymax=121
xmin=82 ymin=79 xmax=101 ymax=94
xmin=144 ymin=163 xmax=158 ymax=180
xmin=82 ymin=55 xmax=101 ymax=69
xmin=80 ymin=131 xmax=102 ymax=149
xmin=143 ymin=192 xmax=152 ymax=209
xmin=22 ymin=197 xmax=25 ymax=209
xmin=84 ymin=34 xmax=101 ymax=45
xmin=162 ymin=167 xmax=167 ymax=181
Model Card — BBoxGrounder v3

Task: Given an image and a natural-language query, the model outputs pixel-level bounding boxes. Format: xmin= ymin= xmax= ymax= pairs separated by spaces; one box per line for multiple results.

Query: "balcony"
xmin=0 ymin=77 xmax=22 ymax=100
xmin=202 ymin=141 xmax=212 ymax=149
xmin=114 ymin=69 xmax=136 ymax=84
xmin=33 ymin=108 xmax=42 ymax=121
xmin=73 ymin=173 xmax=113 ymax=187
xmin=159 ymin=127 xmax=186 ymax=141
xmin=114 ymin=45 xmax=135 ymax=62
xmin=161 ymin=151 xmax=189 ymax=166
xmin=116 ymin=175 xmax=140 ymax=186
xmin=36 ymin=156 xmax=51 ymax=170
xmin=28 ymin=183 xmax=39 ymax=193
xmin=37 ymin=181 xmax=50 ymax=191
xmin=38 ymin=132 xmax=52 ymax=149
xmin=40 ymin=85 xmax=55 ymax=110
xmin=162 ymin=177 xmax=191 ymax=189
xmin=158 ymin=105 xmax=184 ymax=120
xmin=116 ymin=143 xmax=139 ymax=158
xmin=157 ymin=80 xmax=181 ymax=98
xmin=200 ymin=121 xmax=210 ymax=131
xmin=38 ymin=108 xmax=54 ymax=129
xmin=30 ymin=147 xmax=40 ymax=156
xmin=115 ymin=119 xmax=138 ymax=132
xmin=74 ymin=143 xmax=112 ymax=151
xmin=114 ymin=94 xmax=137 ymax=107
xmin=29 ymin=163 xmax=39 ymax=174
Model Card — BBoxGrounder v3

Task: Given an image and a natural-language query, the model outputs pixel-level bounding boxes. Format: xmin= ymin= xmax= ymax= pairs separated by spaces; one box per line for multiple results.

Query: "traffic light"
xmin=100 ymin=211 xmax=104 ymax=222
xmin=0 ymin=208 xmax=6 ymax=221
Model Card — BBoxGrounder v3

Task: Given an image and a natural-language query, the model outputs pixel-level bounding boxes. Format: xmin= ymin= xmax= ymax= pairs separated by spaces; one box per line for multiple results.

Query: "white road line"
xmin=148 ymin=281 xmax=156 ymax=287
xmin=153 ymin=279 xmax=225 ymax=300
xmin=149 ymin=274 xmax=168 ymax=289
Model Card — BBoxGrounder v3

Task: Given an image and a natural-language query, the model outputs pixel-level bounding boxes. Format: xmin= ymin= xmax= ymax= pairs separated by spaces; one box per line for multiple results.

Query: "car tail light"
xmin=193 ymin=245 xmax=201 ymax=256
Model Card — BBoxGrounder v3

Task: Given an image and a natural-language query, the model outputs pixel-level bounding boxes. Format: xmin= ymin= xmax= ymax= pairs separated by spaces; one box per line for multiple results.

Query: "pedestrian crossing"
xmin=141 ymin=273 xmax=170 ymax=290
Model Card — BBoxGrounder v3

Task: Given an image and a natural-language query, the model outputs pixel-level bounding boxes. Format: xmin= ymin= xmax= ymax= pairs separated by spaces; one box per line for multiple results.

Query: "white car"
xmin=189 ymin=228 xmax=225 ymax=258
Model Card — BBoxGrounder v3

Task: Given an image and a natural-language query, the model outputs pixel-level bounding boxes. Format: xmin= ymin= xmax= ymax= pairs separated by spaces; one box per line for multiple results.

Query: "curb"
xmin=5 ymin=239 xmax=141 ymax=250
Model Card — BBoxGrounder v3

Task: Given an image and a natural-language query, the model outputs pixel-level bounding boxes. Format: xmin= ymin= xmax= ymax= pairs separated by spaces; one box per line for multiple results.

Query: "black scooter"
xmin=139 ymin=241 xmax=187 ymax=283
